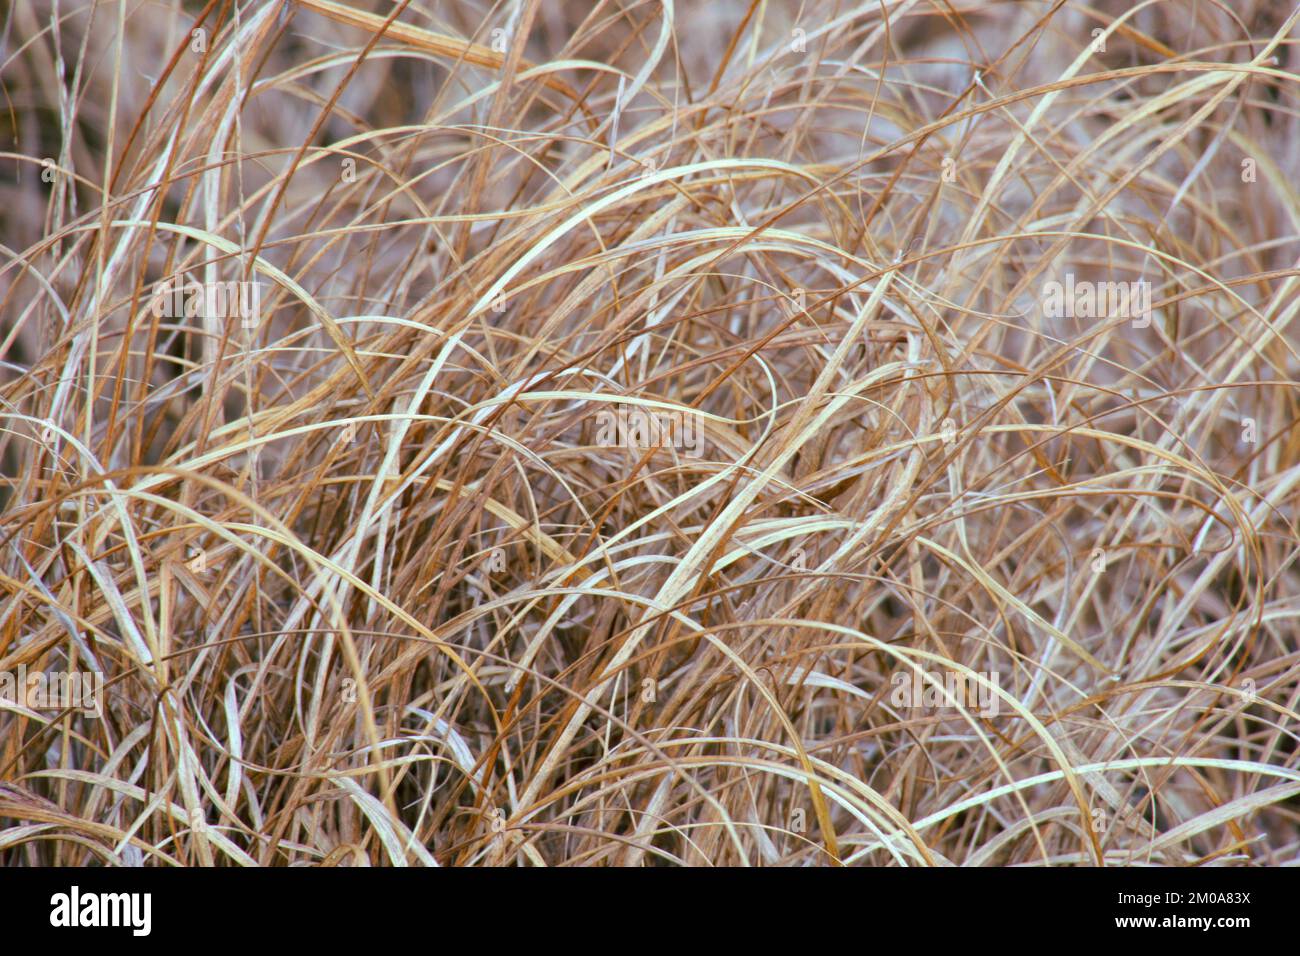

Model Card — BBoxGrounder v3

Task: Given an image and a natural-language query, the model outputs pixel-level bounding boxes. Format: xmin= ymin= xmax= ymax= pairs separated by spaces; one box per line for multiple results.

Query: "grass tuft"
xmin=2 ymin=0 xmax=1299 ymax=866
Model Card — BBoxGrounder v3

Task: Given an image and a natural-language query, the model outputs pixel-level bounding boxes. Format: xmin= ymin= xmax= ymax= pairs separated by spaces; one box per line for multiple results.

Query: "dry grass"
xmin=2 ymin=0 xmax=1299 ymax=867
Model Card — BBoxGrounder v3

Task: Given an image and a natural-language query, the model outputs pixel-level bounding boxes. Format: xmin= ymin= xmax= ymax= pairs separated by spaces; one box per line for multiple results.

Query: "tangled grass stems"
xmin=1 ymin=0 xmax=1299 ymax=866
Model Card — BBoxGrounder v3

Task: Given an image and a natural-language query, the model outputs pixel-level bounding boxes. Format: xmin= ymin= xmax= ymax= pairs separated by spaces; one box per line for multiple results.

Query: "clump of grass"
xmin=1 ymin=0 xmax=1298 ymax=866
